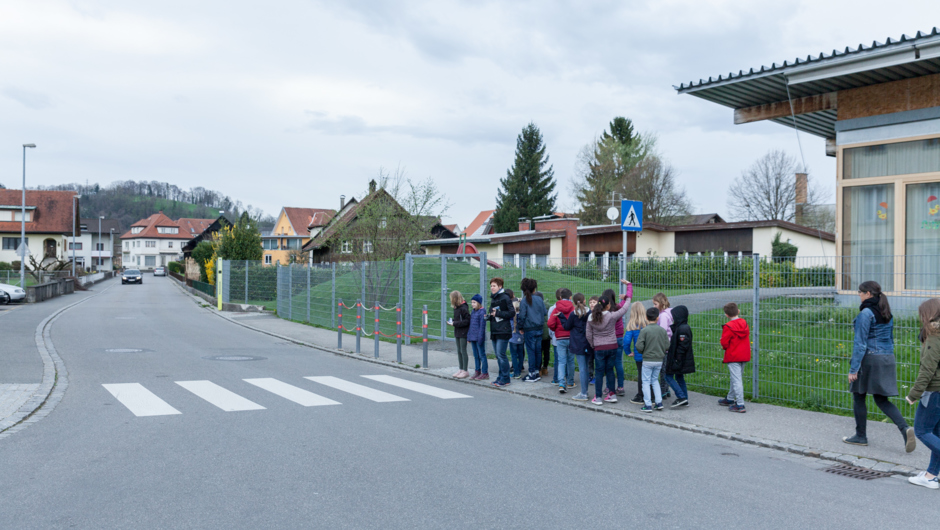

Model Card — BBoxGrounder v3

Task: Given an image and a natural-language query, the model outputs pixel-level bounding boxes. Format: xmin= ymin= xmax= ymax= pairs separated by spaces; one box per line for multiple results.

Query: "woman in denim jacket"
xmin=843 ymin=281 xmax=916 ymax=453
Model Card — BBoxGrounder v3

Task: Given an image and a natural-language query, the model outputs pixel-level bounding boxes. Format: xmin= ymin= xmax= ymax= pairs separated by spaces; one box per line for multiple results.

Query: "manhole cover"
xmin=203 ymin=355 xmax=267 ymax=361
xmin=823 ymin=464 xmax=890 ymax=480
xmin=105 ymin=348 xmax=146 ymax=353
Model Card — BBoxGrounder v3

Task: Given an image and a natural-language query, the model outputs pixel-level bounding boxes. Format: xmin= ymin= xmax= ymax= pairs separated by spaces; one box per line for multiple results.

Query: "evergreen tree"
xmin=494 ymin=122 xmax=557 ymax=233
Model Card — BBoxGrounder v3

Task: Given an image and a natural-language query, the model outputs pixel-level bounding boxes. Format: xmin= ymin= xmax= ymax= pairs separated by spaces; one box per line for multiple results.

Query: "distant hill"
xmin=37 ymin=180 xmax=275 ymax=232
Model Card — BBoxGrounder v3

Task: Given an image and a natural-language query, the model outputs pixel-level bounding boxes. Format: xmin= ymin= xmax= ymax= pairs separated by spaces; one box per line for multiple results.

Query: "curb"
xmin=0 ymin=281 xmax=116 ymax=440
xmin=170 ymin=279 xmax=918 ymax=477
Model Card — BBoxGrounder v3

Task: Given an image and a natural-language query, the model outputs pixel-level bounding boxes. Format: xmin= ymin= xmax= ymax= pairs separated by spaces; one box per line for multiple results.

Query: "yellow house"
xmin=262 ymin=207 xmax=334 ymax=265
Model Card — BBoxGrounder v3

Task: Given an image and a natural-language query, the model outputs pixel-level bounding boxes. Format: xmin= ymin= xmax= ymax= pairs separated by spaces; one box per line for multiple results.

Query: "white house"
xmin=67 ymin=218 xmax=122 ymax=271
xmin=120 ymin=212 xmax=213 ymax=271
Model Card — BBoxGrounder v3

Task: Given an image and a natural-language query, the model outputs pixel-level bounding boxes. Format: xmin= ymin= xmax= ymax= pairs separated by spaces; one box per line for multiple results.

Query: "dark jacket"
xmin=559 ymin=309 xmax=590 ymax=357
xmin=665 ymin=305 xmax=695 ymax=375
xmin=488 ymin=289 xmax=515 ymax=340
xmin=908 ymin=332 xmax=940 ymax=401
xmin=518 ymin=294 xmax=547 ymax=332
xmin=452 ymin=302 xmax=471 ymax=339
xmin=467 ymin=307 xmax=487 ymax=342
xmin=850 ymin=307 xmax=895 ymax=374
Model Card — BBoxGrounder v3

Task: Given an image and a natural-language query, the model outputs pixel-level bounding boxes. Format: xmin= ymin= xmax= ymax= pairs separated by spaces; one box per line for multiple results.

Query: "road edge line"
xmin=0 ymin=280 xmax=117 ymax=440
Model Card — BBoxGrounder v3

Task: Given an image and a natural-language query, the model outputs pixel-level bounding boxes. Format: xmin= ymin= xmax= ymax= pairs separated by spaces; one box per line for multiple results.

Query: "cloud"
xmin=2 ymin=87 xmax=52 ymax=109
xmin=303 ymin=110 xmax=512 ymax=144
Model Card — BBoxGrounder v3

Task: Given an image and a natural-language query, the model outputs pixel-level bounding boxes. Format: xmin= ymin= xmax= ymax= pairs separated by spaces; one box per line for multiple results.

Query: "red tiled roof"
xmin=281 ymin=207 xmax=334 ymax=236
xmin=0 ymin=189 xmax=78 ymax=235
xmin=465 ymin=210 xmax=494 ymax=236
xmin=307 ymin=211 xmax=335 ymax=230
xmin=120 ymin=212 xmax=216 ymax=240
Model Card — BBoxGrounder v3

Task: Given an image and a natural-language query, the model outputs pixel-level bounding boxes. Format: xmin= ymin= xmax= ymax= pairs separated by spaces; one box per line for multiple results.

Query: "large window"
xmin=69 ymin=242 xmax=83 ymax=250
xmin=844 ymin=138 xmax=940 ymax=179
xmin=2 ymin=237 xmax=25 ymax=250
xmin=145 ymin=256 xmax=156 ymax=267
xmin=157 ymin=227 xmax=179 ymax=234
xmin=145 ymin=241 xmax=156 ymax=248
xmin=262 ymin=239 xmax=278 ymax=250
xmin=285 ymin=238 xmax=302 ymax=250
xmin=906 ymin=182 xmax=940 ymax=290
xmin=842 ymin=184 xmax=895 ymax=290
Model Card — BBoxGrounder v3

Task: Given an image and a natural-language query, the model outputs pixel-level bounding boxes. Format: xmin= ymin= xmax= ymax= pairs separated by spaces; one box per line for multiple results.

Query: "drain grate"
xmin=105 ymin=348 xmax=145 ymax=353
xmin=823 ymin=464 xmax=891 ymax=480
xmin=203 ymin=355 xmax=266 ymax=361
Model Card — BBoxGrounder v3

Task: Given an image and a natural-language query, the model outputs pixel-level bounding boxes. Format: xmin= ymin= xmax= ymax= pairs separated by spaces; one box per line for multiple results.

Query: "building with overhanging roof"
xmin=677 ymin=28 xmax=940 ymax=291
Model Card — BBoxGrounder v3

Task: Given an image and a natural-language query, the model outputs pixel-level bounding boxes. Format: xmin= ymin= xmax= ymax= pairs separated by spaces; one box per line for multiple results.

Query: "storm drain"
xmin=203 ymin=355 xmax=266 ymax=361
xmin=105 ymin=348 xmax=146 ymax=353
xmin=823 ymin=464 xmax=891 ymax=480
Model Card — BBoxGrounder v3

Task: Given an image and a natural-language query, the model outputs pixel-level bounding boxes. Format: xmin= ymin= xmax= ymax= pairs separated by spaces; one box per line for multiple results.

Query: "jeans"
xmin=492 ymin=338 xmax=511 ymax=384
xmin=576 ymin=354 xmax=591 ymax=394
xmin=727 ymin=362 xmax=745 ymax=405
xmin=612 ymin=337 xmax=625 ymax=391
xmin=523 ymin=330 xmax=542 ymax=375
xmin=642 ymin=362 xmax=663 ymax=407
xmin=510 ymin=343 xmax=525 ymax=377
xmin=914 ymin=392 xmax=940 ymax=476
xmin=555 ymin=339 xmax=575 ymax=387
xmin=853 ymin=392 xmax=908 ymax=438
xmin=470 ymin=341 xmax=488 ymax=374
xmin=664 ymin=373 xmax=688 ymax=400
xmin=456 ymin=337 xmax=469 ymax=371
xmin=594 ymin=347 xmax=617 ymax=399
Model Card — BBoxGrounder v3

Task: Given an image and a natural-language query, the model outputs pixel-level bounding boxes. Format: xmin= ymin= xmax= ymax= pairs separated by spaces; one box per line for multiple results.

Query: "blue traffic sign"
xmin=620 ymin=200 xmax=643 ymax=232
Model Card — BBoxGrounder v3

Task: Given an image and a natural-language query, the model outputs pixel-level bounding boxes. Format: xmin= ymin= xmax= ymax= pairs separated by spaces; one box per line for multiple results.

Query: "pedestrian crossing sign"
xmin=620 ymin=200 xmax=643 ymax=232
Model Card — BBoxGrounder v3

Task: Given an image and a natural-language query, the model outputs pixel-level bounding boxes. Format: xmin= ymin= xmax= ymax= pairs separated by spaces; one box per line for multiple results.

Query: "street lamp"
xmin=20 ymin=143 xmax=36 ymax=288
xmin=98 ymin=215 xmax=104 ymax=270
xmin=71 ymin=194 xmax=81 ymax=277
xmin=109 ymin=228 xmax=114 ymax=271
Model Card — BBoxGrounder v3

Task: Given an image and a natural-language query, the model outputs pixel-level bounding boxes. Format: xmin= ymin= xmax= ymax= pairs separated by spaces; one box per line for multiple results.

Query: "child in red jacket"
xmin=719 ymin=302 xmax=751 ymax=413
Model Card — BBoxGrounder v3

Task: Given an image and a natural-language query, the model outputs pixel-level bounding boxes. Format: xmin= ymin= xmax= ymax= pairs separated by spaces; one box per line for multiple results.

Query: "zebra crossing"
xmin=103 ymin=375 xmax=472 ymax=417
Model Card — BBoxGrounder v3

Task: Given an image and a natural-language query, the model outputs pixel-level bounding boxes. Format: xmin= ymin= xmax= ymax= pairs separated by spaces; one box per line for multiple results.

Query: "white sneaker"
xmin=908 ymin=471 xmax=940 ymax=489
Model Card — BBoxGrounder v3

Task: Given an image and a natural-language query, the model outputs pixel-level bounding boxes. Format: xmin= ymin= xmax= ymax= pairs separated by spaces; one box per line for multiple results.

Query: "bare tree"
xmin=728 ymin=150 xmax=829 ymax=223
xmin=619 ymin=155 xmax=692 ymax=225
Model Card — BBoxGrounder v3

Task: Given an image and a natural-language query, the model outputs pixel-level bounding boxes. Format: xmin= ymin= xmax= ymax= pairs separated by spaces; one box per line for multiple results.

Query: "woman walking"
xmin=586 ymin=294 xmax=630 ymax=406
xmin=843 ymin=281 xmax=916 ymax=452
xmin=448 ymin=291 xmax=471 ymax=378
xmin=905 ymin=298 xmax=940 ymax=489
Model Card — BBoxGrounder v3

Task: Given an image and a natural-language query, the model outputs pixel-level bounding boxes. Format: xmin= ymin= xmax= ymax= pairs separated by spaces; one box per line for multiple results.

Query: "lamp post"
xmin=98 ymin=216 xmax=104 ymax=270
xmin=20 ymin=143 xmax=36 ymax=288
xmin=109 ymin=228 xmax=114 ymax=271
xmin=71 ymin=194 xmax=81 ymax=277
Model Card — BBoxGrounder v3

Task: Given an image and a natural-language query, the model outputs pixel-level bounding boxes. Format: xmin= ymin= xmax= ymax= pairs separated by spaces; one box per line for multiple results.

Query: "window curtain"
xmin=845 ymin=138 xmax=940 ymax=179
xmin=906 ymin=182 xmax=940 ymax=290
xmin=842 ymin=184 xmax=894 ymax=290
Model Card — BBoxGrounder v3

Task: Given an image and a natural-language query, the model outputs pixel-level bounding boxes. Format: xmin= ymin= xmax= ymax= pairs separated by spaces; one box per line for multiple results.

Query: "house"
xmin=69 ymin=218 xmax=122 ymax=271
xmin=676 ymin=28 xmax=940 ymax=291
xmin=181 ymin=216 xmax=232 ymax=258
xmin=0 ymin=189 xmax=79 ymax=267
xmin=262 ymin=207 xmax=335 ymax=265
xmin=120 ymin=212 xmax=216 ymax=270
xmin=420 ymin=210 xmax=834 ymax=265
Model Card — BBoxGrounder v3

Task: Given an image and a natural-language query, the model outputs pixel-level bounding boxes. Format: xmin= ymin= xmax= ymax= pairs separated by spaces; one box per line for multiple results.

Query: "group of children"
xmin=449 ymin=277 xmax=752 ymax=413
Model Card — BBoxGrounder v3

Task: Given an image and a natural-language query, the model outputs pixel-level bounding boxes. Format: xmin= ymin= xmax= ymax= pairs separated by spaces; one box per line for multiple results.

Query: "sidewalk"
xmin=180 ymin=285 xmax=928 ymax=475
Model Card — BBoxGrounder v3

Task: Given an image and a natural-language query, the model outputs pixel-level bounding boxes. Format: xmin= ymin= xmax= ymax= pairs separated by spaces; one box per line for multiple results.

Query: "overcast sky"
xmin=2 ymin=1 xmax=938 ymax=227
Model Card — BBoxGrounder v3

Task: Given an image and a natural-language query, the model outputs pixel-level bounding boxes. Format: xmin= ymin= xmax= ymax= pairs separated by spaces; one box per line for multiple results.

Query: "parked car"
xmin=0 ymin=289 xmax=10 ymax=304
xmin=0 ymin=283 xmax=27 ymax=302
xmin=153 ymin=267 xmax=166 ymax=277
xmin=122 ymin=269 xmax=143 ymax=285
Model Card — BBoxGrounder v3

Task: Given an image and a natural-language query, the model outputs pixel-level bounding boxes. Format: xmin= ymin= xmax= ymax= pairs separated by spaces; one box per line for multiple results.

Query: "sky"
xmin=2 ymin=0 xmax=938 ymax=228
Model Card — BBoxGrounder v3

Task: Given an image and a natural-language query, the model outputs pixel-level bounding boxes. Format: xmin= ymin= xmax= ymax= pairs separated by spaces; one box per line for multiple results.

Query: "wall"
xmin=634 ymin=230 xmax=675 ymax=257
xmin=674 ymin=228 xmax=752 ymax=254
xmin=838 ymin=74 xmax=940 ymax=120
xmin=549 ymin=238 xmax=563 ymax=259
xmin=532 ymin=218 xmax=578 ymax=259
xmin=751 ymin=227 xmax=836 ymax=259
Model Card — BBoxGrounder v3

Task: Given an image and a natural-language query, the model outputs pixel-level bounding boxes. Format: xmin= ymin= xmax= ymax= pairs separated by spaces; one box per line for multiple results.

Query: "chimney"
xmin=368 ymin=179 xmax=377 ymax=194
xmin=795 ymin=173 xmax=808 ymax=225
xmin=340 ymin=195 xmax=346 ymax=210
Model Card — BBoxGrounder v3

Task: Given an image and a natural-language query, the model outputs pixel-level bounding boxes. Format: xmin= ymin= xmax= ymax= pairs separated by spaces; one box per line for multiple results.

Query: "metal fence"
xmin=192 ymin=279 xmax=215 ymax=298
xmin=0 ymin=270 xmax=57 ymax=287
xmin=259 ymin=254 xmax=939 ymax=421
xmin=219 ymin=260 xmax=278 ymax=311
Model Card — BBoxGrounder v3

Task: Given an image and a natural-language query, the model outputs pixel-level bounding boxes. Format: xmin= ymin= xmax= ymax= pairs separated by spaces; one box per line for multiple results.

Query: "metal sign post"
xmin=619 ymin=200 xmax=643 ymax=294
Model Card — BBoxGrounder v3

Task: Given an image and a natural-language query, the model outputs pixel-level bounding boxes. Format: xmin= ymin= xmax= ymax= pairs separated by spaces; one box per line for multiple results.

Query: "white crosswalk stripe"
xmin=361 ymin=375 xmax=472 ymax=399
xmin=243 ymin=378 xmax=341 ymax=407
xmin=304 ymin=376 xmax=409 ymax=402
xmin=176 ymin=380 xmax=266 ymax=411
xmin=103 ymin=383 xmax=182 ymax=417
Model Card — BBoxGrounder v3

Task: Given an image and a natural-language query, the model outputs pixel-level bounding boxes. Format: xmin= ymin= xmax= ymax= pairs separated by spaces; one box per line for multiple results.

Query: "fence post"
xmin=245 ymin=261 xmax=249 ymax=304
xmin=752 ymin=253 xmax=761 ymax=400
xmin=441 ymin=255 xmax=447 ymax=342
xmin=405 ymin=253 xmax=413 ymax=346
xmin=288 ymin=263 xmax=293 ymax=321
xmin=521 ymin=256 xmax=526 ymax=279
xmin=361 ymin=262 xmax=367 ymax=310
xmin=479 ymin=252 xmax=487 ymax=299
xmin=398 ymin=261 xmax=403 ymax=326
xmin=374 ymin=301 xmax=380 ymax=359
xmin=396 ymin=303 xmax=402 ymax=363
xmin=422 ymin=304 xmax=428 ymax=368
xmin=356 ymin=298 xmax=362 ymax=354
xmin=337 ymin=298 xmax=343 ymax=349
xmin=306 ymin=264 xmax=311 ymax=323
xmin=331 ymin=262 xmax=336 ymax=330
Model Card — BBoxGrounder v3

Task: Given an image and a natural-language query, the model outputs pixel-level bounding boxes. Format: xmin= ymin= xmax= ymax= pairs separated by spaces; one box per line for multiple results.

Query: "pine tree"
xmin=494 ymin=123 xmax=557 ymax=233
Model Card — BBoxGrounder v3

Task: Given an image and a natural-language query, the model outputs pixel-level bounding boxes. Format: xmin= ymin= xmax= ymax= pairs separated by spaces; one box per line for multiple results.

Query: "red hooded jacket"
xmin=548 ymin=299 xmax=574 ymax=340
xmin=720 ymin=317 xmax=751 ymax=363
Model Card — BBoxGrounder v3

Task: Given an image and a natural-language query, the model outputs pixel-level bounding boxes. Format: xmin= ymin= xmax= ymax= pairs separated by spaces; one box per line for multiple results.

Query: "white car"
xmin=0 ymin=283 xmax=27 ymax=303
xmin=153 ymin=267 xmax=166 ymax=277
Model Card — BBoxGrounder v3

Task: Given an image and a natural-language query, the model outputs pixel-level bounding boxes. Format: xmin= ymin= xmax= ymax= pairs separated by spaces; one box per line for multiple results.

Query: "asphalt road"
xmin=0 ymin=277 xmax=936 ymax=529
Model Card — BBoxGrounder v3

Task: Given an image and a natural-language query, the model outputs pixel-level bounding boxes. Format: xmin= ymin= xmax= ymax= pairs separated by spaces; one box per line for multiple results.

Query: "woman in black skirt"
xmin=843 ymin=281 xmax=916 ymax=452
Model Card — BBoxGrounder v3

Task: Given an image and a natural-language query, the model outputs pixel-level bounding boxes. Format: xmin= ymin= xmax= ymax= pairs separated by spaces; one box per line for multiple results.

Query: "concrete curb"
xmin=0 ymin=280 xmax=117 ymax=440
xmin=170 ymin=280 xmax=918 ymax=477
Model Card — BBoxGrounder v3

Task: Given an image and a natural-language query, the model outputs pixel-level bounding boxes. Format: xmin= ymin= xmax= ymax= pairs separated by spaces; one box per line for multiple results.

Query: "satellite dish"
xmin=606 ymin=207 xmax=619 ymax=221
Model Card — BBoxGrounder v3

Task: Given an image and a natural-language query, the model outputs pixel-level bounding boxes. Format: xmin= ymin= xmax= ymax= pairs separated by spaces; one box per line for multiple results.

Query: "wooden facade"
xmin=674 ymin=228 xmax=752 ymax=254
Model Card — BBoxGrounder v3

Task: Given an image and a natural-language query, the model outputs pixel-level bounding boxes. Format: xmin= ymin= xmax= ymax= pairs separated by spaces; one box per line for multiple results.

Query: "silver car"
xmin=0 ymin=283 xmax=27 ymax=303
xmin=153 ymin=267 xmax=166 ymax=277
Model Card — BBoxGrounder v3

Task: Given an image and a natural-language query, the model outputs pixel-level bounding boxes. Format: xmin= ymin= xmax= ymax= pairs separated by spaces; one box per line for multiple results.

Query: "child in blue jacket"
xmin=468 ymin=294 xmax=489 ymax=380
